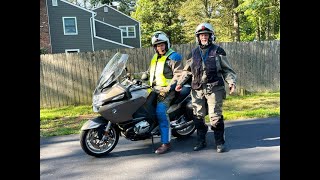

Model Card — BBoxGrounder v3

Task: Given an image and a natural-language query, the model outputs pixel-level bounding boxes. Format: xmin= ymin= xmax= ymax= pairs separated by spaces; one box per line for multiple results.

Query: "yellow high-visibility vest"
xmin=149 ymin=48 xmax=175 ymax=87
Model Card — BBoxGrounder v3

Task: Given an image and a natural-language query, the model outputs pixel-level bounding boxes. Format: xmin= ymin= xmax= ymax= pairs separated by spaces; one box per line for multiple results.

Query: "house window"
xmin=119 ymin=26 xmax=136 ymax=38
xmin=63 ymin=17 xmax=78 ymax=35
xmin=104 ymin=7 xmax=108 ymax=12
xmin=52 ymin=0 xmax=58 ymax=6
xmin=65 ymin=49 xmax=80 ymax=53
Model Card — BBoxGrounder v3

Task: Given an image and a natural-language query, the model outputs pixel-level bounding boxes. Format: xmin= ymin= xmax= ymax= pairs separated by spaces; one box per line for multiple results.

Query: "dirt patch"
xmin=55 ymin=114 xmax=98 ymax=122
xmin=74 ymin=114 xmax=99 ymax=121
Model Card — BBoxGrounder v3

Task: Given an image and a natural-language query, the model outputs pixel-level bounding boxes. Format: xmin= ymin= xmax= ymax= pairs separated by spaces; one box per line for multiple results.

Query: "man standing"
xmin=175 ymin=23 xmax=236 ymax=153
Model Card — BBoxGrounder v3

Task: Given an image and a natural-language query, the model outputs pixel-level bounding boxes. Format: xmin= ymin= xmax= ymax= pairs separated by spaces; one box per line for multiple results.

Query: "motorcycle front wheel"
xmin=80 ymin=125 xmax=119 ymax=157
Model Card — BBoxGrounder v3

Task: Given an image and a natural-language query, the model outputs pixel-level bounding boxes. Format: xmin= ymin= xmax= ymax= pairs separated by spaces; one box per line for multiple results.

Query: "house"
xmin=41 ymin=0 xmax=141 ymax=54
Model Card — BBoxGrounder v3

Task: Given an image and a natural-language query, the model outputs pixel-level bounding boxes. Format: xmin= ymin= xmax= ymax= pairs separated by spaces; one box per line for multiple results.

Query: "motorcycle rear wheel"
xmin=172 ymin=121 xmax=196 ymax=138
xmin=80 ymin=125 xmax=119 ymax=157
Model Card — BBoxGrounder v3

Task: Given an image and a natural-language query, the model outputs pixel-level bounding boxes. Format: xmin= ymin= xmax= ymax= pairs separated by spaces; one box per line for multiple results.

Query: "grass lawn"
xmin=40 ymin=92 xmax=279 ymax=137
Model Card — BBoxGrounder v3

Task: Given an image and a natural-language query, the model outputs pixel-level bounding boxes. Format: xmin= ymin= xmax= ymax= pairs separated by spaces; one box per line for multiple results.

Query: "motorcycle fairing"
xmin=98 ymin=86 xmax=151 ymax=123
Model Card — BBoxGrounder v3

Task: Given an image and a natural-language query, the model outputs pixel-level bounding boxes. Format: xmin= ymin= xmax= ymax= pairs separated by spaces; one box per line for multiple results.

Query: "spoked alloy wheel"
xmin=80 ymin=125 xmax=119 ymax=157
xmin=172 ymin=123 xmax=196 ymax=137
xmin=172 ymin=116 xmax=196 ymax=138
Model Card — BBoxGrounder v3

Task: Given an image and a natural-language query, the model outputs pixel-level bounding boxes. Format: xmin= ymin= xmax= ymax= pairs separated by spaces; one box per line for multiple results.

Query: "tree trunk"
xmin=256 ymin=17 xmax=261 ymax=41
xmin=267 ymin=9 xmax=270 ymax=40
xmin=233 ymin=0 xmax=240 ymax=41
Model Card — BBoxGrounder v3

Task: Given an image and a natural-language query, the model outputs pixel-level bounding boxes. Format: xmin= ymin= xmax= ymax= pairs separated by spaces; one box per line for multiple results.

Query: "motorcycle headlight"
xmin=92 ymin=105 xmax=99 ymax=112
xmin=92 ymin=94 xmax=104 ymax=112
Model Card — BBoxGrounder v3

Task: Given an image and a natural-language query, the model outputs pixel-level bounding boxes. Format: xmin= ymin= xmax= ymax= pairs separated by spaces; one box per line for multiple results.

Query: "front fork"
xmin=100 ymin=121 xmax=112 ymax=143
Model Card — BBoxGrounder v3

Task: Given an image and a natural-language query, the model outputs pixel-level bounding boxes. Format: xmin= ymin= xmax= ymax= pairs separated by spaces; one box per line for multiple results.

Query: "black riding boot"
xmin=211 ymin=116 xmax=225 ymax=148
xmin=193 ymin=116 xmax=208 ymax=151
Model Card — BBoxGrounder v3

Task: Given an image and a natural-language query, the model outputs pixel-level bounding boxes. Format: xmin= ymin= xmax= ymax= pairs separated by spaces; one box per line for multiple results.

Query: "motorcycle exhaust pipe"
xmin=172 ymin=120 xmax=194 ymax=130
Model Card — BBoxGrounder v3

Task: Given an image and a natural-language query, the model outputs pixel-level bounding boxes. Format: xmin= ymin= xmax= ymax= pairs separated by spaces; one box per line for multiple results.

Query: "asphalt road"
xmin=40 ymin=117 xmax=280 ymax=180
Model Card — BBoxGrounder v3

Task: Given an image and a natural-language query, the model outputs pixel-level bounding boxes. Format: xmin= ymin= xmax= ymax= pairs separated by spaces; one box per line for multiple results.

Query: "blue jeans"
xmin=156 ymin=102 xmax=171 ymax=144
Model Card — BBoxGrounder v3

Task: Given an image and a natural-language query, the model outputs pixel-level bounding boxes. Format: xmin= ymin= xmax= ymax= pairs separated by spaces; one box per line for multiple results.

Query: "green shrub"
xmin=40 ymin=48 xmax=48 ymax=55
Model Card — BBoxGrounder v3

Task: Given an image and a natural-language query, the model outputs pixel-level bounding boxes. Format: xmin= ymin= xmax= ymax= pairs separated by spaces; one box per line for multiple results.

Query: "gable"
xmin=58 ymin=0 xmax=95 ymax=14
xmin=93 ymin=5 xmax=139 ymax=26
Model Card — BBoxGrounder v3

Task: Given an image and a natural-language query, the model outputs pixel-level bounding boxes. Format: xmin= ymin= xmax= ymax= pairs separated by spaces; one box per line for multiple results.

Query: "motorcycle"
xmin=80 ymin=52 xmax=196 ymax=157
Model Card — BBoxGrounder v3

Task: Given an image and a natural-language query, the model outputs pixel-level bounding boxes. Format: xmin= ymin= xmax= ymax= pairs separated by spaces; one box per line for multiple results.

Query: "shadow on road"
xmin=224 ymin=118 xmax=280 ymax=151
xmin=40 ymin=117 xmax=280 ymax=158
xmin=41 ymin=117 xmax=280 ymax=180
xmin=96 ymin=117 xmax=280 ymax=157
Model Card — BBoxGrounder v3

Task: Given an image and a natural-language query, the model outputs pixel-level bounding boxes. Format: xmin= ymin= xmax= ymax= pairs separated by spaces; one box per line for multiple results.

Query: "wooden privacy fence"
xmin=40 ymin=40 xmax=280 ymax=108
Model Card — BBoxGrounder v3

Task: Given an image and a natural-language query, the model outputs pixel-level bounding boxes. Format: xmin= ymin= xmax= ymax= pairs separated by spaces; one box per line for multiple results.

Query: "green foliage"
xmin=117 ymin=0 xmax=136 ymax=15
xmin=178 ymin=0 xmax=235 ymax=43
xmin=90 ymin=0 xmax=112 ymax=6
xmin=131 ymin=0 xmax=188 ymax=47
xmin=65 ymin=0 xmax=279 ymax=44
xmin=238 ymin=15 xmax=256 ymax=41
xmin=235 ymin=0 xmax=280 ymax=41
xmin=40 ymin=48 xmax=48 ymax=55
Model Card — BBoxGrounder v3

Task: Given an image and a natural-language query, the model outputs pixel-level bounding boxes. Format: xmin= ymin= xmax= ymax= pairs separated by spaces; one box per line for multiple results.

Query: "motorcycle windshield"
xmin=97 ymin=52 xmax=129 ymax=90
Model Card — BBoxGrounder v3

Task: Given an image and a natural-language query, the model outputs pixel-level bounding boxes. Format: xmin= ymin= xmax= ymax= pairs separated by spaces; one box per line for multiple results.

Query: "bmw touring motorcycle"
xmin=80 ymin=52 xmax=196 ymax=157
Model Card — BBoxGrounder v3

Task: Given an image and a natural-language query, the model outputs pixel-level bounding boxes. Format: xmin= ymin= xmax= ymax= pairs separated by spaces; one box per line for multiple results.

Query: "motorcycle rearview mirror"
xmin=122 ymin=67 xmax=131 ymax=80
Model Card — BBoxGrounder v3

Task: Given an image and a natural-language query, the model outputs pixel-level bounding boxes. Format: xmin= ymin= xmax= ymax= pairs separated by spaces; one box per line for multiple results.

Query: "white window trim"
xmin=65 ymin=49 xmax=80 ymax=53
xmin=62 ymin=17 xmax=78 ymax=35
xmin=119 ymin=26 xmax=136 ymax=38
xmin=52 ymin=0 xmax=58 ymax=6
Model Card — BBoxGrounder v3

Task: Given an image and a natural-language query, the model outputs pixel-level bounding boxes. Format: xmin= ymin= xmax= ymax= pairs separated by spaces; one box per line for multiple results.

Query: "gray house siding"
xmin=122 ymin=35 xmax=139 ymax=48
xmin=47 ymin=0 xmax=93 ymax=53
xmin=93 ymin=6 xmax=140 ymax=48
xmin=93 ymin=38 xmax=131 ymax=51
xmin=94 ymin=21 xmax=121 ymax=43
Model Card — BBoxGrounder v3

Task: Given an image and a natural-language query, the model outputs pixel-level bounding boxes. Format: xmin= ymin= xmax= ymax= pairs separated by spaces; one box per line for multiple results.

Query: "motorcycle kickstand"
xmin=151 ymin=135 xmax=156 ymax=153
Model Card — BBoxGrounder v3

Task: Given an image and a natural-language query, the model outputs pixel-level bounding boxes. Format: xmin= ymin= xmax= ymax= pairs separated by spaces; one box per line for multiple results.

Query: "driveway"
xmin=40 ymin=117 xmax=280 ymax=180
